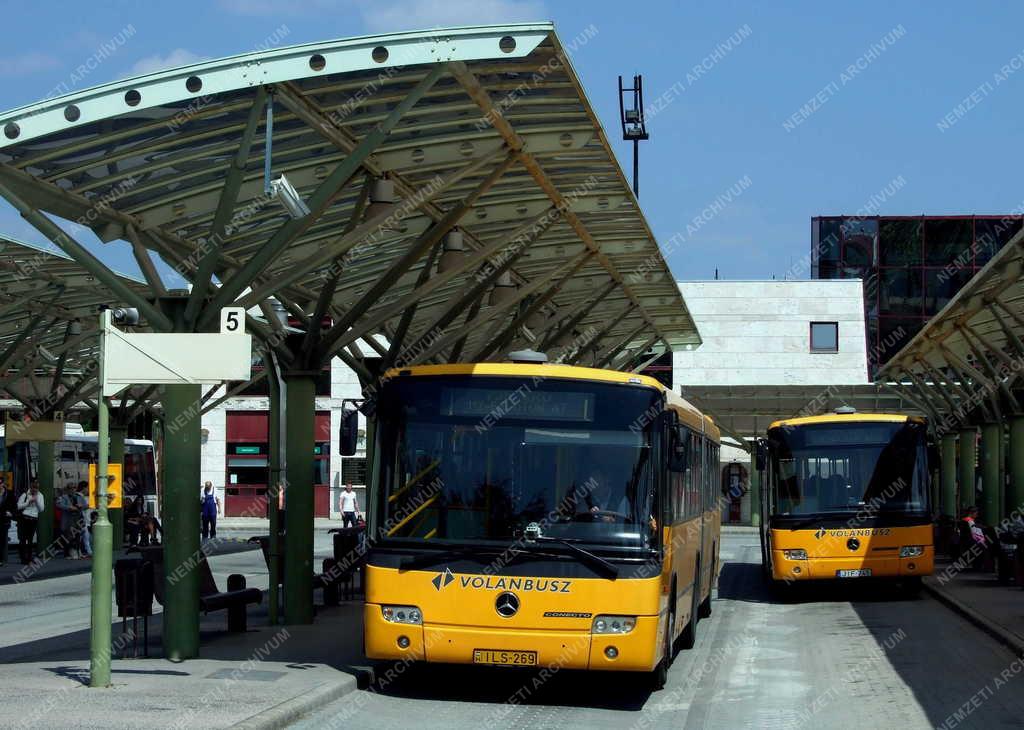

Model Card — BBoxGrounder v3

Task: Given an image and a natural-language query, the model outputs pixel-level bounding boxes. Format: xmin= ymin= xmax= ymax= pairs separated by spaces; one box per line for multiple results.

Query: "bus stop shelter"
xmin=0 ymin=23 xmax=698 ymax=663
xmin=879 ymin=226 xmax=1024 ymax=524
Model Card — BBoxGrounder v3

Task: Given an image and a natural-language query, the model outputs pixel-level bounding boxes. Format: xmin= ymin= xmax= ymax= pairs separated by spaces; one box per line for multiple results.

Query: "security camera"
xmin=36 ymin=345 xmax=58 ymax=364
xmin=270 ymin=174 xmax=311 ymax=220
xmin=110 ymin=307 xmax=140 ymax=325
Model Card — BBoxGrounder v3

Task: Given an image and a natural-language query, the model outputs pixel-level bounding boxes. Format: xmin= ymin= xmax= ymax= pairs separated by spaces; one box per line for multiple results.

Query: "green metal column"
xmin=89 ymin=310 xmax=113 ymax=687
xmin=958 ymin=427 xmax=977 ymax=515
xmin=109 ymin=426 xmax=126 ymax=551
xmin=749 ymin=457 xmax=761 ymax=528
xmin=267 ymin=354 xmax=284 ymax=625
xmin=89 ymin=393 xmax=113 ymax=686
xmin=940 ymin=433 xmax=958 ymax=519
xmin=161 ymin=383 xmax=202 ymax=660
xmin=981 ymin=422 xmax=1002 ymax=524
xmin=284 ymin=374 xmax=315 ymax=625
xmin=1010 ymin=415 xmax=1024 ymax=519
xmin=37 ymin=440 xmax=55 ymax=553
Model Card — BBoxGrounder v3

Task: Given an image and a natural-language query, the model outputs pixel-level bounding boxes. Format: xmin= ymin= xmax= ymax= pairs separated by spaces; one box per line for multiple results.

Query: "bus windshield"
xmin=376 ymin=375 xmax=662 ymax=548
xmin=768 ymin=420 xmax=928 ymax=516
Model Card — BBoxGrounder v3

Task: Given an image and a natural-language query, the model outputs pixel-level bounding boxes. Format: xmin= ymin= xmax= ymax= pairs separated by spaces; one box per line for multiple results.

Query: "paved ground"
xmin=0 ymin=534 xmax=357 ymax=729
xmin=294 ymin=530 xmax=1024 ymax=729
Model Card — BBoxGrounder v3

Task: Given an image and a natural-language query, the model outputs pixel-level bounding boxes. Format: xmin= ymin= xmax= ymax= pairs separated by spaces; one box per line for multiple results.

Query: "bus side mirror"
xmin=340 ymin=409 xmax=359 ymax=456
xmin=668 ymin=425 xmax=689 ymax=472
xmin=755 ymin=439 xmax=767 ymax=472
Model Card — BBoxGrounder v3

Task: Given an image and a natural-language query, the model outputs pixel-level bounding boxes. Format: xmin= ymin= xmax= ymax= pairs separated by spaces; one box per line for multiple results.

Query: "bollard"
xmin=227 ymin=574 xmax=248 ymax=632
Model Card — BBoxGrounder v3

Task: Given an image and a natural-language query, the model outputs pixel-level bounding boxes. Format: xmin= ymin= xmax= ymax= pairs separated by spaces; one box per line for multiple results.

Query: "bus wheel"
xmin=650 ymin=606 xmax=673 ymax=691
xmin=680 ymin=560 xmax=700 ymax=650
xmin=699 ymin=554 xmax=714 ymax=618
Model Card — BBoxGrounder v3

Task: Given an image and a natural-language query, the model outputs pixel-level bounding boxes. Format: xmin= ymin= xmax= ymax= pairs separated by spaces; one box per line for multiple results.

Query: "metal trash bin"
xmin=114 ymin=557 xmax=154 ymax=657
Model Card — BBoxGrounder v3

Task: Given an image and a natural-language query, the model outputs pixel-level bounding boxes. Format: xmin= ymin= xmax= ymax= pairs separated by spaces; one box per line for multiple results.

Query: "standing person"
xmin=0 ymin=476 xmax=13 ymax=566
xmin=200 ymin=482 xmax=220 ymax=541
xmin=74 ymin=482 xmax=90 ymax=558
xmin=340 ymin=481 xmax=360 ymax=529
xmin=56 ymin=487 xmax=78 ymax=558
xmin=16 ymin=480 xmax=44 ymax=564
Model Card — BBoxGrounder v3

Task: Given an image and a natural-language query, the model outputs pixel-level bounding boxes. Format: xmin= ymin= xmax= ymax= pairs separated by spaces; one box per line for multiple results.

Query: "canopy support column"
xmin=940 ymin=432 xmax=958 ymax=519
xmin=981 ymin=421 xmax=1003 ymax=524
xmin=161 ymin=383 xmax=202 ymax=661
xmin=37 ymin=441 xmax=55 ymax=554
xmin=958 ymin=426 xmax=978 ymax=514
xmin=1010 ymin=415 xmax=1024 ymax=519
xmin=284 ymin=373 xmax=316 ymax=625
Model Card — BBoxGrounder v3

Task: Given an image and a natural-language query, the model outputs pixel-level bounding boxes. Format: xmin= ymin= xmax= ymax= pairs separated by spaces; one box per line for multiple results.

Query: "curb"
xmin=923 ymin=577 xmax=1024 ymax=658
xmin=238 ymin=674 xmax=358 ymax=729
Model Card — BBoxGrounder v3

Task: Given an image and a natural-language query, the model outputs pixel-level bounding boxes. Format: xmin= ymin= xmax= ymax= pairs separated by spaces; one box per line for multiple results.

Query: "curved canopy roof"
xmin=878 ymin=226 xmax=1024 ymax=427
xmin=0 ymin=23 xmax=697 ymax=378
xmin=0 ymin=235 xmax=152 ymax=412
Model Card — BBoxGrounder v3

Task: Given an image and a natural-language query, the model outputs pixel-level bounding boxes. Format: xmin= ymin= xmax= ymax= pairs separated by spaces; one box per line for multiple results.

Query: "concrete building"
xmin=673 ymin=279 xmax=869 ymax=387
xmin=672 ymin=279 xmax=881 ymax=525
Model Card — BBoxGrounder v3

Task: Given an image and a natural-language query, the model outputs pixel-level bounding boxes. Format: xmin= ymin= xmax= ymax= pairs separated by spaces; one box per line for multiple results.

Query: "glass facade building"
xmin=811 ymin=215 xmax=1023 ymax=375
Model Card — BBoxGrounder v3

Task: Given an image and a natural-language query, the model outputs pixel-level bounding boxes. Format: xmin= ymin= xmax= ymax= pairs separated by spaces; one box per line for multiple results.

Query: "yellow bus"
xmin=362 ymin=360 xmax=720 ymax=688
xmin=758 ymin=411 xmax=933 ymax=590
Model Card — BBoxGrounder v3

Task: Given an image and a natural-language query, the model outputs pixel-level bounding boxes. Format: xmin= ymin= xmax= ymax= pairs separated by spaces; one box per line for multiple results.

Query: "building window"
xmin=810 ymin=322 xmax=839 ymax=352
xmin=341 ymin=457 xmax=367 ymax=486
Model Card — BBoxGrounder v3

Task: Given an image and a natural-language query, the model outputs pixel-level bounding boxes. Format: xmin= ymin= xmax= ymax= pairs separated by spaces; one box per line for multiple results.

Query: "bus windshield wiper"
xmin=531 ymin=536 xmax=619 ymax=580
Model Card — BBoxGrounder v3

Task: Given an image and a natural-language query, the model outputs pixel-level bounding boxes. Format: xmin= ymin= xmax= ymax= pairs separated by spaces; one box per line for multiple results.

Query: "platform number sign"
xmin=220 ymin=307 xmax=245 ymax=334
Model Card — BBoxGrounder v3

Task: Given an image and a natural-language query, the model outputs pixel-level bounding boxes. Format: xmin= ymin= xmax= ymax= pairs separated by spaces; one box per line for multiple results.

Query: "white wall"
xmin=673 ymin=280 xmax=869 ymax=387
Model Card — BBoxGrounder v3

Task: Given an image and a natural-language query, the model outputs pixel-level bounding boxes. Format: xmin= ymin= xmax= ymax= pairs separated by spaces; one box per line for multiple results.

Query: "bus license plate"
xmin=473 ymin=649 xmax=538 ymax=666
xmin=836 ymin=569 xmax=871 ymax=578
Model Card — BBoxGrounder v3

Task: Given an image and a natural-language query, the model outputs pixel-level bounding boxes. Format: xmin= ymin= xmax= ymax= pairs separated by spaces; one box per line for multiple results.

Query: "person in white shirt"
xmin=16 ymin=481 xmax=45 ymax=564
xmin=340 ymin=482 xmax=360 ymax=529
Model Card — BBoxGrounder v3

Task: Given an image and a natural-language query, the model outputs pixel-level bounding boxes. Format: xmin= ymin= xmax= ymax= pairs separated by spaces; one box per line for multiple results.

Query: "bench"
xmin=136 ymin=545 xmax=262 ymax=632
xmin=247 ymin=534 xmax=343 ymax=606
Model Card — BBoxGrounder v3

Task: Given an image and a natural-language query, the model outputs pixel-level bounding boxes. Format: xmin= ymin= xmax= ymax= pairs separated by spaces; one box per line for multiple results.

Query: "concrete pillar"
xmin=749 ymin=458 xmax=761 ymax=528
xmin=161 ymin=383 xmax=202 ymax=661
xmin=1010 ymin=416 xmax=1024 ymax=520
xmin=958 ymin=427 xmax=977 ymax=515
xmin=981 ymin=422 xmax=1002 ymax=524
xmin=284 ymin=374 xmax=315 ymax=625
xmin=108 ymin=426 xmax=126 ymax=551
xmin=36 ymin=440 xmax=55 ymax=553
xmin=940 ymin=433 xmax=957 ymax=518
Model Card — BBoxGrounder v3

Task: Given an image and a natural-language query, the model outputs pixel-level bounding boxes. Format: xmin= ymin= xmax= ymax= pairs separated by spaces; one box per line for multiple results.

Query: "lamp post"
xmin=88 ymin=309 xmax=115 ymax=687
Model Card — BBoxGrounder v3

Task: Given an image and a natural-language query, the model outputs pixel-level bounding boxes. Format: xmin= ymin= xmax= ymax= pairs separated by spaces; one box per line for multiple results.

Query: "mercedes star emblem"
xmin=847 ymin=537 xmax=861 ymax=551
xmin=495 ymin=592 xmax=520 ymax=618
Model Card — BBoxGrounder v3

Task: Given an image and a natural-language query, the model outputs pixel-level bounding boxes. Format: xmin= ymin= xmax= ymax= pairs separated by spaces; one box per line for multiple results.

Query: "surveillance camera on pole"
xmin=270 ymin=175 xmax=311 ymax=220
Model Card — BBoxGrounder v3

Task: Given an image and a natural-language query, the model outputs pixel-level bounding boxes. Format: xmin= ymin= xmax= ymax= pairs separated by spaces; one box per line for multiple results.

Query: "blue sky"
xmin=1 ymin=0 xmax=1023 ymax=282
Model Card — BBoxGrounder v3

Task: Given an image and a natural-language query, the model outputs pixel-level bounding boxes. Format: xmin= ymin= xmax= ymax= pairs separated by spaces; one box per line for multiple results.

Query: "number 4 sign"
xmin=220 ymin=307 xmax=245 ymax=334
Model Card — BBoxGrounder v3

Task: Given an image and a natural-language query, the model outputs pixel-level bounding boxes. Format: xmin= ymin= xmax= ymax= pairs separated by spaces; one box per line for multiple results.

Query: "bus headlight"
xmin=782 ymin=549 xmax=808 ymax=560
xmin=381 ymin=605 xmax=422 ymax=624
xmin=592 ymin=615 xmax=636 ymax=634
xmin=900 ymin=546 xmax=925 ymax=558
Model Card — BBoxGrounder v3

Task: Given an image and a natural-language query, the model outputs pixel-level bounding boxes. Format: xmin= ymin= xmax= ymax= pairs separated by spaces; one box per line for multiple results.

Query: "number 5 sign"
xmin=220 ymin=307 xmax=245 ymax=334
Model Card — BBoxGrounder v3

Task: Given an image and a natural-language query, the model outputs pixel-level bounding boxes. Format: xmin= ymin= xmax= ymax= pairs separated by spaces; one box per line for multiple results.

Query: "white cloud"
xmin=129 ymin=48 xmax=207 ymax=76
xmin=359 ymin=0 xmax=547 ymax=33
xmin=0 ymin=52 xmax=61 ymax=77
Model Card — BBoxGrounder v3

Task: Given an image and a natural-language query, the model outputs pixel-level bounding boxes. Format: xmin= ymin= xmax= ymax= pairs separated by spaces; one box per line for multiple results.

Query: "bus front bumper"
xmin=771 ymin=548 xmax=934 ymax=581
xmin=364 ymin=604 xmax=662 ymax=671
